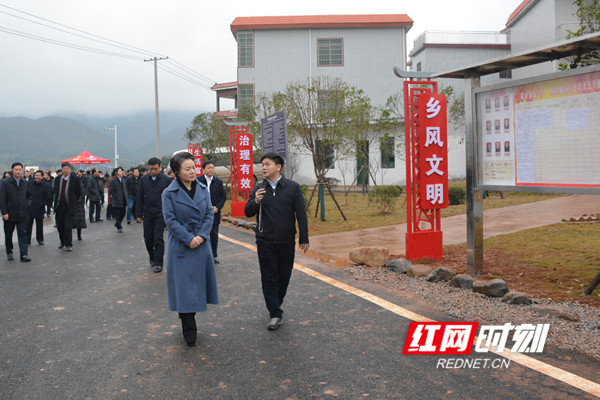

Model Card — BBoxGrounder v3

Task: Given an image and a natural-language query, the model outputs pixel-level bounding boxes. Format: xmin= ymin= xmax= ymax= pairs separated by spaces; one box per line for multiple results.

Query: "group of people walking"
xmin=1 ymin=152 xmax=309 ymax=348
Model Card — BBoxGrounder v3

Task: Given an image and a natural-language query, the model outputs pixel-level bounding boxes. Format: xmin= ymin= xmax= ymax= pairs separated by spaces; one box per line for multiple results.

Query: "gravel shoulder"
xmin=345 ymin=263 xmax=600 ymax=362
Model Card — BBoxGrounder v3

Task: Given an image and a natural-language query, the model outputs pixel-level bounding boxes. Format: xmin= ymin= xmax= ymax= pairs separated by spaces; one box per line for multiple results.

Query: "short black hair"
xmin=35 ymin=170 xmax=44 ymax=176
xmin=148 ymin=157 xmax=161 ymax=167
xmin=170 ymin=151 xmax=195 ymax=174
xmin=91 ymin=168 xmax=97 ymax=174
xmin=11 ymin=162 xmax=23 ymax=170
xmin=260 ymin=152 xmax=284 ymax=166
xmin=115 ymin=167 xmax=123 ymax=173
xmin=61 ymin=161 xmax=71 ymax=168
xmin=202 ymin=160 xmax=214 ymax=169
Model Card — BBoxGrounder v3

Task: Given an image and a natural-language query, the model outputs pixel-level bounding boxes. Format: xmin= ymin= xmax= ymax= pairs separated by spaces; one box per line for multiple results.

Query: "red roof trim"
xmin=506 ymin=0 xmax=536 ymax=26
xmin=231 ymin=14 xmax=413 ymax=33
xmin=211 ymin=81 xmax=237 ymax=90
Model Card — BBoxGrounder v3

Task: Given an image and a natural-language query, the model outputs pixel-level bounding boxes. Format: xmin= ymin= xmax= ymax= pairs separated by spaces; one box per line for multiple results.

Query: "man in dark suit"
xmin=136 ymin=157 xmax=171 ymax=273
xmin=0 ymin=162 xmax=32 ymax=261
xmin=53 ymin=162 xmax=82 ymax=252
xmin=198 ymin=161 xmax=227 ymax=264
xmin=109 ymin=167 xmax=128 ymax=233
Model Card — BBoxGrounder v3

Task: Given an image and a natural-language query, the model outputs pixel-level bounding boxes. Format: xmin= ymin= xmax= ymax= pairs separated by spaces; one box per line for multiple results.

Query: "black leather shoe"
xmin=58 ymin=244 xmax=64 ymax=249
xmin=20 ymin=255 xmax=31 ymax=262
xmin=213 ymin=257 xmax=220 ymax=264
xmin=96 ymin=219 xmax=103 ymax=222
xmin=153 ymin=265 xmax=163 ymax=273
xmin=7 ymin=253 xmax=14 ymax=261
xmin=267 ymin=317 xmax=283 ymax=330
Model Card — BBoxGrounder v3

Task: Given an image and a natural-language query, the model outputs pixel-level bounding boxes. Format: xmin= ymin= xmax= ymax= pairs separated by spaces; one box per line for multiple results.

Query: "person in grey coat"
xmin=162 ymin=151 xmax=218 ymax=347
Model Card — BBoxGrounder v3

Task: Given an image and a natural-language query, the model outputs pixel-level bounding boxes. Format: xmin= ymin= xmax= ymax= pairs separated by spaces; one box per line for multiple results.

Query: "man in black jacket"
xmin=126 ymin=168 xmax=140 ymax=224
xmin=27 ymin=170 xmax=51 ymax=246
xmin=0 ymin=162 xmax=32 ymax=261
xmin=245 ymin=152 xmax=309 ymax=330
xmin=53 ymin=162 xmax=82 ymax=252
xmin=136 ymin=157 xmax=171 ymax=273
xmin=198 ymin=161 xmax=227 ymax=264
xmin=86 ymin=168 xmax=102 ymax=222
xmin=109 ymin=167 xmax=128 ymax=233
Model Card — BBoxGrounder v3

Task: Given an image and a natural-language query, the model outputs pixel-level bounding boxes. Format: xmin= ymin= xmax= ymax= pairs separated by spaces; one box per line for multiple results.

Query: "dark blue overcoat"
xmin=162 ymin=179 xmax=218 ymax=313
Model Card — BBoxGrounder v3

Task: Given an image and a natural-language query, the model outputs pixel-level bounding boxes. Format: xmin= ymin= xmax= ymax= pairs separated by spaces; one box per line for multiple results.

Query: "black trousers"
xmin=89 ymin=201 xmax=101 ymax=221
xmin=55 ymin=204 xmax=73 ymax=247
xmin=256 ymin=239 xmax=296 ymax=318
xmin=4 ymin=218 xmax=28 ymax=256
xmin=112 ymin=206 xmax=125 ymax=229
xmin=26 ymin=215 xmax=44 ymax=244
xmin=209 ymin=224 xmax=219 ymax=258
xmin=143 ymin=215 xmax=166 ymax=266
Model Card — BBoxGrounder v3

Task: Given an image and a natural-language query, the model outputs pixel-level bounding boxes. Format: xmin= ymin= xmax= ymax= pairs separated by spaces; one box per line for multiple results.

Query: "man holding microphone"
xmin=245 ymin=152 xmax=309 ymax=331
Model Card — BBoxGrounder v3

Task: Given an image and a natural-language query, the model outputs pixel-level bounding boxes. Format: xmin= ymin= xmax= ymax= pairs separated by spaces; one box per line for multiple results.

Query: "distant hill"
xmin=0 ymin=110 xmax=202 ymax=171
xmin=61 ymin=110 xmax=198 ymax=151
xmin=0 ymin=116 xmax=121 ymax=170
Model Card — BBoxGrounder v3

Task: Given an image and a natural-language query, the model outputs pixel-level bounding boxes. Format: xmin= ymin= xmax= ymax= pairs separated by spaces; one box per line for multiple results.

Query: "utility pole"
xmin=104 ymin=125 xmax=118 ymax=168
xmin=144 ymin=56 xmax=168 ymax=159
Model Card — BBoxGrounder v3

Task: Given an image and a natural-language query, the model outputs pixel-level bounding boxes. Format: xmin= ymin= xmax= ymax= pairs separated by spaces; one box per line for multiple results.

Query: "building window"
xmin=316 ymin=140 xmax=335 ymax=170
xmin=416 ymin=62 xmax=422 ymax=72
xmin=499 ymin=70 xmax=512 ymax=79
xmin=318 ymin=90 xmax=344 ymax=117
xmin=238 ymin=84 xmax=254 ymax=114
xmin=317 ymin=38 xmax=343 ymax=66
xmin=380 ymin=137 xmax=395 ymax=168
xmin=238 ymin=31 xmax=254 ymax=67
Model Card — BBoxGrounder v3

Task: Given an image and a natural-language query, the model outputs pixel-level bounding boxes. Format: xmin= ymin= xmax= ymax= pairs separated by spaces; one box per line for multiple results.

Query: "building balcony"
xmin=410 ymin=30 xmax=509 ymax=57
xmin=555 ymin=22 xmax=592 ymax=41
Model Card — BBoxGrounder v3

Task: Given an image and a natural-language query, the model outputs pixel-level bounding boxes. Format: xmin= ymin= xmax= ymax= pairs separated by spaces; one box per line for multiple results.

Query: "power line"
xmin=0 ymin=3 xmax=166 ymax=58
xmin=0 ymin=25 xmax=143 ymax=60
xmin=167 ymin=59 xmax=216 ymax=85
xmin=158 ymin=64 xmax=213 ymax=89
xmin=0 ymin=3 xmax=218 ymax=87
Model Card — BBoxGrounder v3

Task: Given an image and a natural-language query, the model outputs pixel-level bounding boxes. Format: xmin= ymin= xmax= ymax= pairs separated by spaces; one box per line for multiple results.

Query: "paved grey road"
xmin=1 ymin=217 xmax=599 ymax=399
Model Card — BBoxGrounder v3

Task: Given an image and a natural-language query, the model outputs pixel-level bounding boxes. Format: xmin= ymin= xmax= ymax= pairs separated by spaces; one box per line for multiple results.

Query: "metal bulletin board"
xmin=475 ymin=64 xmax=600 ymax=194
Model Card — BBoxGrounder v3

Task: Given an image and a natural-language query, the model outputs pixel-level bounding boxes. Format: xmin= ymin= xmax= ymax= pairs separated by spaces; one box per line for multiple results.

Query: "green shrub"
xmin=368 ymin=185 xmax=403 ymax=214
xmin=300 ymin=184 xmax=311 ymax=214
xmin=448 ymin=187 xmax=466 ymax=205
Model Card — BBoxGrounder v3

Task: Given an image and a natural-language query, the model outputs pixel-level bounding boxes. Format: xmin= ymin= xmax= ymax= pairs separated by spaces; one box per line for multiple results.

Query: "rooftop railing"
xmin=411 ymin=30 xmax=509 ymax=55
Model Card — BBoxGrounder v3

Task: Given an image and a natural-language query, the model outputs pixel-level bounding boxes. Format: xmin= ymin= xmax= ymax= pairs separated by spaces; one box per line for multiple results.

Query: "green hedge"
xmin=368 ymin=185 xmax=403 ymax=214
xmin=448 ymin=187 xmax=466 ymax=205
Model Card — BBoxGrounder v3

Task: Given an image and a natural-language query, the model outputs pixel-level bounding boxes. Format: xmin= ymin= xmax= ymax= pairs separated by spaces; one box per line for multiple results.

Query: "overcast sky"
xmin=0 ymin=0 xmax=524 ymax=118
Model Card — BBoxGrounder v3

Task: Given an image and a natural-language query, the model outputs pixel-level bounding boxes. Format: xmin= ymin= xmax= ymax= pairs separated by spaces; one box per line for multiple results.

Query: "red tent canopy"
xmin=61 ymin=151 xmax=110 ymax=165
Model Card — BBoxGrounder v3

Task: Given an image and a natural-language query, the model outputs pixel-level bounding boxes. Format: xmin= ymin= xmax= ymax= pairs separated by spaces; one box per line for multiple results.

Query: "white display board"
xmin=477 ymin=68 xmax=600 ymax=189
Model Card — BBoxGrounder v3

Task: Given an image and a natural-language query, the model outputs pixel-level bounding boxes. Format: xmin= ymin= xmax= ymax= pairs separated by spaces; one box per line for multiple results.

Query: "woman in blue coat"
xmin=162 ymin=151 xmax=218 ymax=346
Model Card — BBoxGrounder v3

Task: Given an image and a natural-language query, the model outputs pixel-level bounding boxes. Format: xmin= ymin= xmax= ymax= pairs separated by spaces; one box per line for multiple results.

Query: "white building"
xmin=215 ymin=14 xmax=414 ymax=186
xmin=407 ymin=0 xmax=582 ymax=178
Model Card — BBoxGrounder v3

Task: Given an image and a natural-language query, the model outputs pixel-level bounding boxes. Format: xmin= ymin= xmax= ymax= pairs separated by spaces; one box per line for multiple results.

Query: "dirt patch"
xmin=420 ymin=246 xmax=600 ymax=308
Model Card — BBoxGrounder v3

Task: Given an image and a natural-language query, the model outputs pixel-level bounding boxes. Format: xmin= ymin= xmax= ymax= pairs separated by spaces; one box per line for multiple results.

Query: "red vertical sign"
xmin=418 ymin=94 xmax=448 ymax=209
xmin=235 ymin=133 xmax=253 ymax=191
xmin=187 ymin=144 xmax=203 ymax=177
